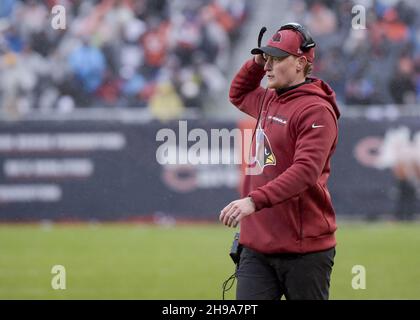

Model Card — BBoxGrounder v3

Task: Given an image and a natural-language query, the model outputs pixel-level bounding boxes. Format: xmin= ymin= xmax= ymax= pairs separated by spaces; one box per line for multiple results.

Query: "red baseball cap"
xmin=251 ymin=28 xmax=315 ymax=63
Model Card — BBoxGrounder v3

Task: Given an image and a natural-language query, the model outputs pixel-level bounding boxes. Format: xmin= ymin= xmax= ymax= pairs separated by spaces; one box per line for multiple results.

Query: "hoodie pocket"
xmin=318 ymin=183 xmax=336 ymax=234
xmin=319 ymin=183 xmax=331 ymax=233
xmin=290 ymin=195 xmax=303 ymax=240
xmin=300 ymin=184 xmax=334 ymax=238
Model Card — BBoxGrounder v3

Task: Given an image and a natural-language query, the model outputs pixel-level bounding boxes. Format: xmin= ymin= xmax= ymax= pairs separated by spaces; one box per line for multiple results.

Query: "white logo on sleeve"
xmin=312 ymin=123 xmax=325 ymax=129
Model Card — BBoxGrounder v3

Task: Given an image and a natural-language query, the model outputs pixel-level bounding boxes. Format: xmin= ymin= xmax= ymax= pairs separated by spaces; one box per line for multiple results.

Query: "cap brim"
xmin=251 ymin=46 xmax=290 ymax=58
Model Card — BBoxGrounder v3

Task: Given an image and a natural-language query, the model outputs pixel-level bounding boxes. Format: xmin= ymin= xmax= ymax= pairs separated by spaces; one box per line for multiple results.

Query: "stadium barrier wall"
xmin=0 ymin=117 xmax=419 ymax=221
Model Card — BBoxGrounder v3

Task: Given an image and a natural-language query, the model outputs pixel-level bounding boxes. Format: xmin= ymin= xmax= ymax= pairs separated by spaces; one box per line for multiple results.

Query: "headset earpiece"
xmin=279 ymin=23 xmax=316 ymax=52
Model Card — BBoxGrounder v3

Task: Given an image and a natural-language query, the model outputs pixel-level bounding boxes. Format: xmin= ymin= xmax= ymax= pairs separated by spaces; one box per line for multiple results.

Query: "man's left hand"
xmin=219 ymin=197 xmax=256 ymax=228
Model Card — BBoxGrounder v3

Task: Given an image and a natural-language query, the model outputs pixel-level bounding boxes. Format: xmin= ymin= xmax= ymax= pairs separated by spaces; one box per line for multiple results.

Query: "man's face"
xmin=263 ymin=54 xmax=306 ymax=89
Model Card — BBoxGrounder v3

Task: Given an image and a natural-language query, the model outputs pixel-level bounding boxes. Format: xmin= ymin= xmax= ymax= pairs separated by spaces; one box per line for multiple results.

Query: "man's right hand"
xmin=254 ymin=54 xmax=266 ymax=67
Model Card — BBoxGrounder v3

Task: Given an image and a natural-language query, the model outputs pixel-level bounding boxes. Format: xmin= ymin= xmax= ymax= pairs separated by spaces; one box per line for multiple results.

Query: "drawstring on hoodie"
xmin=249 ymin=88 xmax=268 ymax=150
xmin=245 ymin=88 xmax=268 ymax=171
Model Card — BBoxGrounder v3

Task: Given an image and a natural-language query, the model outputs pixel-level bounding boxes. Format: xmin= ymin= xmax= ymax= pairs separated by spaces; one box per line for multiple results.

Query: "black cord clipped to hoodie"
xmin=221 ymin=23 xmax=269 ymax=295
xmin=221 ymin=88 xmax=268 ymax=301
xmin=222 ymin=265 xmax=238 ymax=300
xmin=222 ymin=232 xmax=242 ymax=300
xmin=249 ymin=87 xmax=268 ymax=150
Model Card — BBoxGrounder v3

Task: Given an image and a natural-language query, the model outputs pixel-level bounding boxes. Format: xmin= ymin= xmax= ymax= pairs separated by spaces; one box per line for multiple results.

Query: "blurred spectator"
xmin=377 ymin=126 xmax=420 ymax=221
xmin=305 ymin=1 xmax=337 ymax=37
xmin=68 ymin=39 xmax=106 ymax=94
xmin=389 ymin=55 xmax=416 ymax=104
xmin=0 ymin=0 xmax=250 ymax=118
xmin=393 ymin=165 xmax=417 ymax=221
xmin=149 ymin=81 xmax=185 ymax=121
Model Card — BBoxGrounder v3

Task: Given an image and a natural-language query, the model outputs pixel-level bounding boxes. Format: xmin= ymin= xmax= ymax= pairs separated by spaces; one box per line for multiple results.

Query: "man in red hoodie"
xmin=219 ymin=23 xmax=340 ymax=300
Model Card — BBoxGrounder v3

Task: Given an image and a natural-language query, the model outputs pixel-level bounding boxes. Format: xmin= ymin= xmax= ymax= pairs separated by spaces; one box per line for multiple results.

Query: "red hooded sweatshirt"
xmin=230 ymin=58 xmax=340 ymax=254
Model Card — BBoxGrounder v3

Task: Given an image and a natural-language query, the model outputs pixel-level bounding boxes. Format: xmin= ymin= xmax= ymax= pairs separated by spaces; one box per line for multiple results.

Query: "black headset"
xmin=251 ymin=23 xmax=315 ymax=151
xmin=278 ymin=23 xmax=316 ymax=51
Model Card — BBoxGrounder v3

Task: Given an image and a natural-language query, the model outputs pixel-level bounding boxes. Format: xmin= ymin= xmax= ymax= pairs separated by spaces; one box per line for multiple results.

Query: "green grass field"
xmin=1 ymin=221 xmax=419 ymax=299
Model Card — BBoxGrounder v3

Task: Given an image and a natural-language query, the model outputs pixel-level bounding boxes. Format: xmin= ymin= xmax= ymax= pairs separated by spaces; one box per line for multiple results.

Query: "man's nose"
xmin=264 ymin=61 xmax=271 ymax=71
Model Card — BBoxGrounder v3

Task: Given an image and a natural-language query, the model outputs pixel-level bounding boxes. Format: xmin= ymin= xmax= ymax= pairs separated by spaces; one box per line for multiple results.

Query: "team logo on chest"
xmin=249 ymin=124 xmax=276 ymax=173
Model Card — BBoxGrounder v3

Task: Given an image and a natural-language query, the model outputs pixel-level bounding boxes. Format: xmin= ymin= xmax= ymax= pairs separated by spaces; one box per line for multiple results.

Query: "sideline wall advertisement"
xmin=0 ymin=117 xmax=419 ymax=221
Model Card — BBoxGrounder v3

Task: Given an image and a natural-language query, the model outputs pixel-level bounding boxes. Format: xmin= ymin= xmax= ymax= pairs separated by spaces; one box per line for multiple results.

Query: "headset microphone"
xmin=257 ymin=26 xmax=267 ymax=48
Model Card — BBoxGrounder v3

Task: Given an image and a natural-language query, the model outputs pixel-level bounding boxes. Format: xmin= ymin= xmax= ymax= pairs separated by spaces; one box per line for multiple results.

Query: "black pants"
xmin=236 ymin=246 xmax=335 ymax=300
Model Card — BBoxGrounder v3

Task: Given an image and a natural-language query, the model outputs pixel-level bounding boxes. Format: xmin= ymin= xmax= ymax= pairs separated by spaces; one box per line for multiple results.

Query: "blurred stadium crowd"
xmin=0 ymin=0 xmax=420 ymax=118
xmin=287 ymin=0 xmax=420 ymax=106
xmin=0 ymin=0 xmax=249 ymax=118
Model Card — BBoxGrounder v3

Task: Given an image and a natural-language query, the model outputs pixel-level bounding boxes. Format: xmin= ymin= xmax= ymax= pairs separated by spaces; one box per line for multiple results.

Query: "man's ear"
xmin=296 ymin=56 xmax=308 ymax=73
